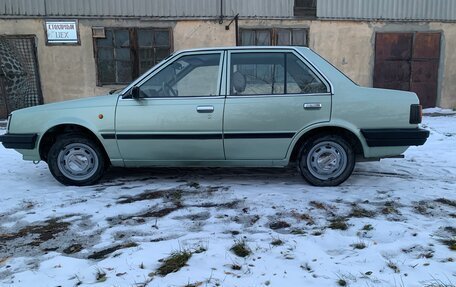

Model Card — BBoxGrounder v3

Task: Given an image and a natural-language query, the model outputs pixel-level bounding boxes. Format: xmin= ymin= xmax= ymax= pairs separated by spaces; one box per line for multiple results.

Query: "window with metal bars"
xmin=94 ymin=28 xmax=172 ymax=86
xmin=239 ymin=28 xmax=308 ymax=47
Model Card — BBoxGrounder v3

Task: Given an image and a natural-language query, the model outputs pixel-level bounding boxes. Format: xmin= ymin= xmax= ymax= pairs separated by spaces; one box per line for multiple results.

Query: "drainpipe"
xmin=225 ymin=14 xmax=239 ymax=46
xmin=219 ymin=0 xmax=224 ymax=24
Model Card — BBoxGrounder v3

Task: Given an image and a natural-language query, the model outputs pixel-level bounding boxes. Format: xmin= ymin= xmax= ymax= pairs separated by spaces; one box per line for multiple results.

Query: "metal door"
xmin=374 ymin=32 xmax=441 ymax=108
xmin=0 ymin=36 xmax=43 ymax=119
xmin=411 ymin=33 xmax=441 ymax=108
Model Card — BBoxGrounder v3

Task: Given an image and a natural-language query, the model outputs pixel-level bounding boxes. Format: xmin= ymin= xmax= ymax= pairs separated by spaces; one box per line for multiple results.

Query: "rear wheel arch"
xmin=289 ymin=126 xmax=364 ymax=163
xmin=39 ymin=124 xmax=109 ymax=164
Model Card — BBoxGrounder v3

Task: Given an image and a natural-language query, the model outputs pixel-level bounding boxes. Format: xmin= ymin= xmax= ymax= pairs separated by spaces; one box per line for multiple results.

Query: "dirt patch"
xmin=117 ymin=188 xmax=184 ymax=204
xmin=88 ymin=242 xmax=138 ymax=260
xmin=111 ymin=204 xmax=184 ymax=224
xmin=0 ymin=219 xmax=70 ymax=246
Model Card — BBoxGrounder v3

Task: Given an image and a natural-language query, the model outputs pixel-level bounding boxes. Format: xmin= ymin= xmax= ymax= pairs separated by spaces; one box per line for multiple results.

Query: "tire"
xmin=298 ymin=134 xmax=355 ymax=186
xmin=47 ymin=133 xmax=106 ymax=186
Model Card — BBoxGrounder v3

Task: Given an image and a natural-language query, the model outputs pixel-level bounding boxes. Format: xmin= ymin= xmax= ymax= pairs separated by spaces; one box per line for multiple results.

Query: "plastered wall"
xmin=0 ymin=18 xmax=454 ymax=108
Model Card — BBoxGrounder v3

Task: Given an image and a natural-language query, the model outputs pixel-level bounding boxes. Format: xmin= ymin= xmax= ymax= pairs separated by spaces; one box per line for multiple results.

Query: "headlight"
xmin=6 ymin=113 xmax=11 ymax=132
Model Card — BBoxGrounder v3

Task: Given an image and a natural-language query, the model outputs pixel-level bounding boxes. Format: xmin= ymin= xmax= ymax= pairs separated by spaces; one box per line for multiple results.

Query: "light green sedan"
xmin=0 ymin=47 xmax=429 ymax=186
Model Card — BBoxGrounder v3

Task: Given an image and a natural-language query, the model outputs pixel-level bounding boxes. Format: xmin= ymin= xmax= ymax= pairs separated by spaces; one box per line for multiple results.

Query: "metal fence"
xmin=0 ymin=37 xmax=43 ymax=118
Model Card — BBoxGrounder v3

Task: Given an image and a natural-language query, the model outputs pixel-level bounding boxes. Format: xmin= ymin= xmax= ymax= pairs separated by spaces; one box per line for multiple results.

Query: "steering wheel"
xmin=162 ymin=82 xmax=178 ymax=97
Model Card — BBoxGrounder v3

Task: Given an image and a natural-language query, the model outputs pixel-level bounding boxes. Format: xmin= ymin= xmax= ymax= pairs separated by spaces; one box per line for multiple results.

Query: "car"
xmin=0 ymin=46 xmax=429 ymax=186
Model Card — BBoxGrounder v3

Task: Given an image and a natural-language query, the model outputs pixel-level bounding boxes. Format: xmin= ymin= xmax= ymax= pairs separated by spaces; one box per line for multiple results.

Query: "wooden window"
xmin=240 ymin=28 xmax=308 ymax=47
xmin=95 ymin=28 xmax=172 ymax=86
xmin=294 ymin=0 xmax=317 ymax=18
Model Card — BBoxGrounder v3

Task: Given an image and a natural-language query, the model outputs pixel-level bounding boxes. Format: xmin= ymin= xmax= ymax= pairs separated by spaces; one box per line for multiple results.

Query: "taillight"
xmin=409 ymin=104 xmax=422 ymax=124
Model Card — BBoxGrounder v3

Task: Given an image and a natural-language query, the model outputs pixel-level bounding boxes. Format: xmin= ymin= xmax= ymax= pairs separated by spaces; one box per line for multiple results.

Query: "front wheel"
xmin=47 ymin=134 xmax=106 ymax=186
xmin=298 ymin=134 xmax=355 ymax=186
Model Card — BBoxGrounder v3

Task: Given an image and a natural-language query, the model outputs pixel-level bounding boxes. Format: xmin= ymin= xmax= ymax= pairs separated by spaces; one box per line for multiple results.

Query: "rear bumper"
xmin=0 ymin=133 xmax=38 ymax=149
xmin=361 ymin=128 xmax=430 ymax=147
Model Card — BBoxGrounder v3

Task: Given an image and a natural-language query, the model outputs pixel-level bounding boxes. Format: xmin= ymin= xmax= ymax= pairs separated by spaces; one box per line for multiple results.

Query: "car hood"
xmin=12 ymin=94 xmax=120 ymax=115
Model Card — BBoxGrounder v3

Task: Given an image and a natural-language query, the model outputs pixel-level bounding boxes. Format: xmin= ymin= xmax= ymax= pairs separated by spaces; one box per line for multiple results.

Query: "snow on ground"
xmin=0 ymin=116 xmax=455 ymax=287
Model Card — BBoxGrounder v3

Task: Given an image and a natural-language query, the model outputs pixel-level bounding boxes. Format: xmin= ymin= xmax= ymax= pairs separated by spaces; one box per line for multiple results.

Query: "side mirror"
xmin=131 ymin=86 xmax=140 ymax=99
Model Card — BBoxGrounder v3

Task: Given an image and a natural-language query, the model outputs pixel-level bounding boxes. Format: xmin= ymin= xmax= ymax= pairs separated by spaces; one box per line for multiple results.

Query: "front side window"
xmin=139 ymin=53 xmax=221 ymax=98
xmin=230 ymin=52 xmax=327 ymax=96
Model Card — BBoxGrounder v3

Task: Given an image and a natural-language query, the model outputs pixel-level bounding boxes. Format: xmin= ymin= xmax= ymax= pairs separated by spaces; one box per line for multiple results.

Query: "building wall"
xmin=0 ymin=18 xmax=455 ymax=108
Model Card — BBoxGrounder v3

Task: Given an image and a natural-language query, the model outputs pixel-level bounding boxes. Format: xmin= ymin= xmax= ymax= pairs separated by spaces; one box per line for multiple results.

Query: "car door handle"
xmin=196 ymin=105 xmax=214 ymax=113
xmin=303 ymin=103 xmax=322 ymax=110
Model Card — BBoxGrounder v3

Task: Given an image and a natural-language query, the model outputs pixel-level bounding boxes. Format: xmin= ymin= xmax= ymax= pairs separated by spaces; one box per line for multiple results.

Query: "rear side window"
xmin=230 ymin=52 xmax=328 ymax=96
xmin=286 ymin=53 xmax=328 ymax=94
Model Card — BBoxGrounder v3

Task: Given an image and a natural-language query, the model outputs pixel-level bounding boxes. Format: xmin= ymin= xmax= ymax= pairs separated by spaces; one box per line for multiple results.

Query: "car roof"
xmin=176 ymin=46 xmax=309 ymax=53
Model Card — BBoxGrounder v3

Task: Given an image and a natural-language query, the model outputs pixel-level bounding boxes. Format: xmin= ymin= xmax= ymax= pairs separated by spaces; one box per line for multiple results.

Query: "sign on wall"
xmin=45 ymin=20 xmax=80 ymax=45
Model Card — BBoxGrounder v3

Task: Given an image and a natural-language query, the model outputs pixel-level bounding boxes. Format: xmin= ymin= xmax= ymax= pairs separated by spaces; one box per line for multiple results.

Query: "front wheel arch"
xmin=39 ymin=124 xmax=110 ymax=165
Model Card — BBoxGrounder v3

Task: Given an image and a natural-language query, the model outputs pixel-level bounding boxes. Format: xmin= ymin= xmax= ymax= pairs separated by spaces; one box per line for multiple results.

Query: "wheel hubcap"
xmin=57 ymin=143 xmax=99 ymax=181
xmin=306 ymin=141 xmax=347 ymax=180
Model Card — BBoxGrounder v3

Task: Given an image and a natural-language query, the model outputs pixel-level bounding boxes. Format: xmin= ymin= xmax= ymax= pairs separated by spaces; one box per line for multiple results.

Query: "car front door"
xmin=115 ymin=51 xmax=225 ymax=166
xmin=223 ymin=50 xmax=332 ymax=160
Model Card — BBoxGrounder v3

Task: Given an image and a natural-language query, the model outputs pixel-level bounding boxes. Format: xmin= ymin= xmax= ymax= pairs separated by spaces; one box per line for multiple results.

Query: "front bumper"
xmin=0 ymin=133 xmax=38 ymax=149
xmin=361 ymin=128 xmax=430 ymax=147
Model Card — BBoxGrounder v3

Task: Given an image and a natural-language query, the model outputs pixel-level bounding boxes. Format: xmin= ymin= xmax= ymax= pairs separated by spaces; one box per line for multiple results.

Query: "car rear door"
xmin=115 ymin=51 xmax=226 ymax=165
xmin=223 ymin=49 xmax=332 ymax=160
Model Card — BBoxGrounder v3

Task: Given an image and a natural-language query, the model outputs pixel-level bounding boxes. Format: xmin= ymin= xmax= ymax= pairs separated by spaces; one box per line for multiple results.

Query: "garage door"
xmin=374 ymin=32 xmax=441 ymax=108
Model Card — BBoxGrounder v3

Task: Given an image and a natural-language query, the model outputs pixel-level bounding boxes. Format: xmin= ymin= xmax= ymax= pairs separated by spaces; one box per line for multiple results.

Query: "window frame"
xmin=94 ymin=27 xmax=173 ymax=86
xmin=131 ymin=51 xmax=225 ymax=99
xmin=294 ymin=0 xmax=318 ymax=18
xmin=239 ymin=28 xmax=309 ymax=47
xmin=227 ymin=49 xmax=331 ymax=98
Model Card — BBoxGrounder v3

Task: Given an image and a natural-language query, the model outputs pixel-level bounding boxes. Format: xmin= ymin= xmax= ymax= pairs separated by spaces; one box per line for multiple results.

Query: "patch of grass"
xmin=193 ymin=246 xmax=207 ymax=254
xmin=310 ymin=201 xmax=331 ymax=211
xmin=441 ymin=239 xmax=456 ymax=251
xmin=300 ymin=263 xmax=312 ymax=272
xmin=424 ymin=278 xmax=455 ymax=287
xmin=414 ymin=202 xmax=429 ymax=215
xmin=291 ymin=211 xmax=315 ymax=225
xmin=337 ymin=279 xmax=347 ymax=286
xmin=269 ymin=221 xmax=290 ymax=230
xmin=351 ymin=242 xmax=367 ymax=250
xmin=387 ymin=261 xmax=400 ymax=273
xmin=312 ymin=230 xmax=323 ymax=236
xmin=362 ymin=224 xmax=374 ymax=231
xmin=230 ymin=241 xmax=251 ymax=258
xmin=88 ymin=242 xmax=138 ymax=260
xmin=156 ymin=251 xmax=192 ymax=276
xmin=435 ymin=198 xmax=456 ymax=208
xmin=63 ymin=244 xmax=83 ymax=254
xmin=271 ymin=238 xmax=284 ymax=246
xmin=231 ymin=264 xmax=242 ymax=270
xmin=95 ymin=268 xmax=107 ymax=282
xmin=290 ymin=229 xmax=305 ymax=235
xmin=328 ymin=217 xmax=348 ymax=230
xmin=381 ymin=201 xmax=399 ymax=215
xmin=350 ymin=206 xmax=376 ymax=218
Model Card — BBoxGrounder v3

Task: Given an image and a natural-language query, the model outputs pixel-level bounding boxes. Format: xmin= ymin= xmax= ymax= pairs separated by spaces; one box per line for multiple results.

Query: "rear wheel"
xmin=298 ymin=134 xmax=355 ymax=186
xmin=47 ymin=134 xmax=106 ymax=186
